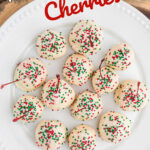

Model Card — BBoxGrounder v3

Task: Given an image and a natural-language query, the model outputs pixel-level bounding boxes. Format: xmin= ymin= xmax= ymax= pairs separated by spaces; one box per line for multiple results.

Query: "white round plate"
xmin=0 ymin=0 xmax=150 ymax=150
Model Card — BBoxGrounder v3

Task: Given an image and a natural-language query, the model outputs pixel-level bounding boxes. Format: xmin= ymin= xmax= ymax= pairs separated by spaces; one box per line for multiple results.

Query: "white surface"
xmin=0 ymin=0 xmax=150 ymax=150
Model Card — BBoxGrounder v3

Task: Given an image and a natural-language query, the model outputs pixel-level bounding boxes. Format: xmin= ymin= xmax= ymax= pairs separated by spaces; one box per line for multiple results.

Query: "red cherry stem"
xmin=0 ymin=76 xmax=28 ymax=90
xmin=49 ymin=74 xmax=60 ymax=94
xmin=137 ymin=82 xmax=141 ymax=97
xmin=104 ymin=125 xmax=123 ymax=133
xmin=75 ymin=106 xmax=87 ymax=114
xmin=128 ymin=82 xmax=141 ymax=103
xmin=56 ymin=74 xmax=60 ymax=93
xmin=88 ymin=35 xmax=94 ymax=47
xmin=64 ymin=66 xmax=76 ymax=72
xmin=46 ymin=130 xmax=55 ymax=150
xmin=74 ymin=98 xmax=93 ymax=113
xmin=12 ymin=108 xmax=33 ymax=122
xmin=47 ymin=137 xmax=50 ymax=150
xmin=99 ymin=58 xmax=105 ymax=80
xmin=47 ymin=144 xmax=50 ymax=150
xmin=13 ymin=115 xmax=27 ymax=122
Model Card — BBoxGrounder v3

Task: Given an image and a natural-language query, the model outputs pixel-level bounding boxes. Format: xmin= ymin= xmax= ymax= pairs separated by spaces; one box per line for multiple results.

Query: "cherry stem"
xmin=88 ymin=35 xmax=94 ymax=47
xmin=75 ymin=97 xmax=94 ymax=114
xmin=56 ymin=74 xmax=60 ymax=93
xmin=47 ymin=133 xmax=53 ymax=150
xmin=99 ymin=58 xmax=105 ymax=80
xmin=64 ymin=66 xmax=76 ymax=72
xmin=49 ymin=74 xmax=60 ymax=94
xmin=0 ymin=66 xmax=40 ymax=90
xmin=136 ymin=82 xmax=141 ymax=97
xmin=12 ymin=108 xmax=33 ymax=122
xmin=0 ymin=76 xmax=28 ymax=90
xmin=104 ymin=126 xmax=123 ymax=133
xmin=75 ymin=106 xmax=86 ymax=114
xmin=104 ymin=126 xmax=123 ymax=130
xmin=47 ymin=144 xmax=50 ymax=150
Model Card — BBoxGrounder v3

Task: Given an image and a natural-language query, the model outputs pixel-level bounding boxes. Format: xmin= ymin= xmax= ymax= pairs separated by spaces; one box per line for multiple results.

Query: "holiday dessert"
xmin=36 ymin=29 xmax=66 ymax=60
xmin=68 ymin=124 xmax=97 ymax=150
xmin=35 ymin=120 xmax=67 ymax=150
xmin=14 ymin=58 xmax=47 ymax=92
xmin=13 ymin=95 xmax=44 ymax=123
xmin=69 ymin=20 xmax=103 ymax=55
xmin=105 ymin=43 xmax=134 ymax=70
xmin=98 ymin=111 xmax=131 ymax=143
xmin=92 ymin=59 xmax=119 ymax=94
xmin=70 ymin=90 xmax=103 ymax=121
xmin=114 ymin=80 xmax=148 ymax=111
xmin=41 ymin=74 xmax=75 ymax=111
xmin=63 ymin=54 xmax=93 ymax=86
